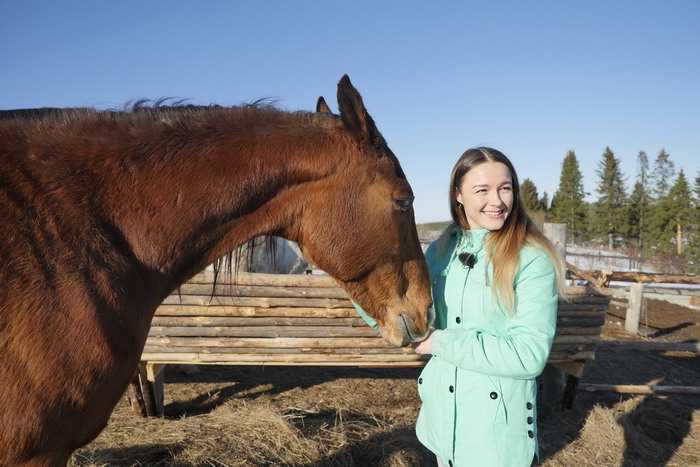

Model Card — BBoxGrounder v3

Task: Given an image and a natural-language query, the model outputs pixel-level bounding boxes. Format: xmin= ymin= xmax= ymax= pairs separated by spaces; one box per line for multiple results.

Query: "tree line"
xmin=521 ymin=149 xmax=700 ymax=273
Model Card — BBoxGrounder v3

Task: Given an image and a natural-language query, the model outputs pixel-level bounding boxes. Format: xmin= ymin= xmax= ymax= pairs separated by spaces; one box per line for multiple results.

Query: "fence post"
xmin=540 ymin=223 xmax=570 ymax=415
xmin=625 ymin=283 xmax=644 ymax=334
xmin=543 ymin=223 xmax=567 ymax=269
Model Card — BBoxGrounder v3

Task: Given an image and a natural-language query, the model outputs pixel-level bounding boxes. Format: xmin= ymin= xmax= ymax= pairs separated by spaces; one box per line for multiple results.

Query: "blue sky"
xmin=2 ymin=1 xmax=699 ymax=222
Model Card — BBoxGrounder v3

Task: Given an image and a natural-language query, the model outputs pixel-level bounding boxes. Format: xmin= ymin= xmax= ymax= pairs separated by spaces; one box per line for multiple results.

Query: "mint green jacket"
xmin=355 ymin=228 xmax=558 ymax=467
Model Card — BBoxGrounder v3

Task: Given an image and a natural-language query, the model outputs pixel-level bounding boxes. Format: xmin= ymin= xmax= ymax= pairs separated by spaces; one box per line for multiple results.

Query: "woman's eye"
xmin=500 ymin=186 xmax=512 ymax=191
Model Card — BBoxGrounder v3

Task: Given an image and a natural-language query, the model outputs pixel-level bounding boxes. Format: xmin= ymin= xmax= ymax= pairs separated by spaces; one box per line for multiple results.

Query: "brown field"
xmin=71 ymin=299 xmax=700 ymax=467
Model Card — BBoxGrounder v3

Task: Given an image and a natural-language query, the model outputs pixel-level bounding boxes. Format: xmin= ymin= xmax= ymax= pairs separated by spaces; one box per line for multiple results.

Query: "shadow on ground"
xmin=164 ymin=366 xmax=419 ymax=418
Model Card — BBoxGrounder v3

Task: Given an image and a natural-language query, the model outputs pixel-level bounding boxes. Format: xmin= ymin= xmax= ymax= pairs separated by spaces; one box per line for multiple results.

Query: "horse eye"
xmin=393 ymin=196 xmax=414 ymax=212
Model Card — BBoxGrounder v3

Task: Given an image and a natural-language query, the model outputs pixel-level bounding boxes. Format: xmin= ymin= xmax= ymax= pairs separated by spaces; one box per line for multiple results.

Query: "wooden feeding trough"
xmin=130 ymin=273 xmax=608 ymax=417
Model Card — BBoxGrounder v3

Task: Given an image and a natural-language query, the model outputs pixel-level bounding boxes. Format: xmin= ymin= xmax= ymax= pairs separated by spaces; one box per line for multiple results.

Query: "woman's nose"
xmin=488 ymin=189 xmax=503 ymax=205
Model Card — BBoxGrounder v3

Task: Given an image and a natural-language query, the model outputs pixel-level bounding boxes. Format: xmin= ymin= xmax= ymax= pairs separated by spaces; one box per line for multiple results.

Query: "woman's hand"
xmin=413 ymin=330 xmax=435 ymax=355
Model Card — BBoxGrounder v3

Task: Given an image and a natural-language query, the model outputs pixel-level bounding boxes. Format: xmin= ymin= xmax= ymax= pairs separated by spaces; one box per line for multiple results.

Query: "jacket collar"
xmin=455 ymin=228 xmax=489 ymax=254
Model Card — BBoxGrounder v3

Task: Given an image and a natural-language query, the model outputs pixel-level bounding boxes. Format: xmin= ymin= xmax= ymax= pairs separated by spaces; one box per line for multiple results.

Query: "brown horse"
xmin=0 ymin=75 xmax=432 ymax=466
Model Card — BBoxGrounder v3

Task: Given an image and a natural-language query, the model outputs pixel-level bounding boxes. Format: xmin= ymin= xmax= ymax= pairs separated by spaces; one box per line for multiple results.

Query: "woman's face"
xmin=456 ymin=161 xmax=514 ymax=231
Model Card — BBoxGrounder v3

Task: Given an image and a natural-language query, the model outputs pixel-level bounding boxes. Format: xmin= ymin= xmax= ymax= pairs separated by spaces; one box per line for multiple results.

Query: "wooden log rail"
xmin=566 ymin=263 xmax=700 ymax=288
xmin=131 ymin=272 xmax=609 ymax=416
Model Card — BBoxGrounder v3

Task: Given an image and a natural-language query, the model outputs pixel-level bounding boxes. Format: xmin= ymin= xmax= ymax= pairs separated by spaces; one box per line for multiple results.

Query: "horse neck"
xmin=101 ymin=114 xmax=342 ymax=289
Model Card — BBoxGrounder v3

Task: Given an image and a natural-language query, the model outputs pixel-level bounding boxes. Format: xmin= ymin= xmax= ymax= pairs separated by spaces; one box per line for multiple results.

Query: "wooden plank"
xmin=187 ymin=271 xmax=338 ymax=287
xmin=145 ymin=336 xmax=395 ymax=349
xmin=563 ymin=286 xmax=612 ymax=298
xmin=141 ymin=351 xmax=590 ymax=365
xmin=625 ymin=283 xmax=643 ymax=334
xmin=643 ymin=287 xmax=700 ymax=297
xmin=543 ymin=223 xmax=567 ymax=261
xmin=145 ymin=363 xmax=165 ymax=417
xmin=567 ymin=267 xmax=700 ymax=288
xmin=556 ymin=327 xmax=604 ymax=336
xmin=557 ymin=309 xmax=608 ymax=317
xmin=151 ymin=316 xmax=364 ymax=327
xmin=551 ymin=343 xmax=598 ymax=352
xmin=135 ymin=363 xmax=157 ymax=417
xmin=150 ymin=317 xmax=600 ymax=331
xmin=173 ymin=283 xmax=349 ymax=299
xmin=142 ymin=359 xmax=428 ymax=368
xmin=155 ymin=305 xmax=357 ymax=318
xmin=607 ymin=271 xmax=700 ymax=285
xmin=154 ymin=305 xmax=605 ymax=323
xmin=596 ymin=341 xmax=700 ymax=353
xmin=578 ymin=384 xmax=700 ymax=395
xmin=127 ymin=371 xmax=147 ymax=417
xmin=145 ymin=327 xmax=606 ymax=339
xmin=142 ymin=346 xmax=417 ymax=355
xmin=140 ymin=352 xmax=427 ymax=363
xmin=161 ymin=295 xmax=353 ymax=308
xmin=141 ymin=343 xmax=596 ymax=355
xmin=556 ymin=317 xmax=605 ymax=327
xmin=148 ymin=325 xmax=378 ymax=338
xmin=552 ymin=335 xmax=600 ymax=344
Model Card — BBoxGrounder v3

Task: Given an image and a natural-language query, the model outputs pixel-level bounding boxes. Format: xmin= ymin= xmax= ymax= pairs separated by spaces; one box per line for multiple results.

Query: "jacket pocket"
xmin=416 ymin=357 xmax=454 ymax=462
xmin=417 ymin=356 xmax=439 ymax=401
xmin=492 ymin=379 xmax=538 ymax=467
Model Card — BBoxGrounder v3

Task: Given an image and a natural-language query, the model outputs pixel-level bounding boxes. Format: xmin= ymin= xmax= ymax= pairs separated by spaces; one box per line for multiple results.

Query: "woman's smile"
xmin=482 ymin=208 xmax=507 ymax=219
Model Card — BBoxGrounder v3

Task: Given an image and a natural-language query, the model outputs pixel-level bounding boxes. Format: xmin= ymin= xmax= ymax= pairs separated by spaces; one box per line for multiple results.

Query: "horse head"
xmin=292 ymin=75 xmax=433 ymax=346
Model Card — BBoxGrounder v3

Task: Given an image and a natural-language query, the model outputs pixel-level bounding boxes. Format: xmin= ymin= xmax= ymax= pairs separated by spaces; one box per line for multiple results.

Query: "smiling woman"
xmin=353 ymin=146 xmax=569 ymax=466
xmin=411 ymin=146 xmax=567 ymax=466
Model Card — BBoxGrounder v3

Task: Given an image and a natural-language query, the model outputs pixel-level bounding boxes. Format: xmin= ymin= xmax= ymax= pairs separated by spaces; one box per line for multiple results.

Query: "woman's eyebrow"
xmin=472 ymin=180 xmax=512 ymax=189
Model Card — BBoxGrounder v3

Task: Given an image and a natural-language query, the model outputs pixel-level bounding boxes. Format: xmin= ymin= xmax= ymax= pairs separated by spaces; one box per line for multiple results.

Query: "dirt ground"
xmin=72 ymin=299 xmax=700 ymax=467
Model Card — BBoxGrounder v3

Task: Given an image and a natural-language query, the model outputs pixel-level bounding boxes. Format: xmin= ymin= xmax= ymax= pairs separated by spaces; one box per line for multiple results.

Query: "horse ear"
xmin=337 ymin=74 xmax=380 ymax=143
xmin=316 ymin=96 xmax=332 ymax=114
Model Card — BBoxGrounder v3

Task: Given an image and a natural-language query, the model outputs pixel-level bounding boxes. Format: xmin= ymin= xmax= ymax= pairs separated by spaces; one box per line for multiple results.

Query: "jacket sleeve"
xmin=430 ymin=252 xmax=558 ymax=379
xmin=352 ymin=301 xmax=379 ymax=331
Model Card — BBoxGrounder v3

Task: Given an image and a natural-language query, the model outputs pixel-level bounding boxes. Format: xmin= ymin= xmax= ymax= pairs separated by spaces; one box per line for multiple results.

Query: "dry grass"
xmin=541 ymin=393 xmax=700 ymax=467
xmin=71 ymin=367 xmax=434 ymax=467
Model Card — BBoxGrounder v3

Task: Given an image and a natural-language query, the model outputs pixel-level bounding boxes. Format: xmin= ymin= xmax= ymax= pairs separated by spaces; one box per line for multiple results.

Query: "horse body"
xmin=0 ymin=76 xmax=432 ymax=465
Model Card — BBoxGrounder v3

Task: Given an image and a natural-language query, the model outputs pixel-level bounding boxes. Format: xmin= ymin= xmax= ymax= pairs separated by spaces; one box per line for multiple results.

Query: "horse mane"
xmin=0 ymin=100 xmax=335 ymax=148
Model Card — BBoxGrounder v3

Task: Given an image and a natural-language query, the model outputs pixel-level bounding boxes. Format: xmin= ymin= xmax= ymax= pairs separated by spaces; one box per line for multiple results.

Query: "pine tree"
xmin=592 ymin=147 xmax=627 ymax=248
xmin=687 ymin=172 xmax=700 ymax=273
xmin=539 ymin=191 xmax=550 ymax=212
xmin=626 ymin=151 xmax=653 ymax=253
xmin=627 ymin=181 xmax=645 ymax=247
xmin=669 ymin=170 xmax=693 ymax=256
xmin=651 ymin=149 xmax=675 ymax=199
xmin=649 ymin=170 xmax=692 ymax=258
xmin=520 ymin=178 xmax=540 ymax=213
xmin=550 ymin=150 xmax=588 ymax=241
xmin=647 ymin=150 xmax=677 ymax=255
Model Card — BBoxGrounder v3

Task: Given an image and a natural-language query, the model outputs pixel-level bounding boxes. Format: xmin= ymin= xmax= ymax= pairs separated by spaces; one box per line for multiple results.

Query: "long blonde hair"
xmin=437 ymin=147 xmax=566 ymax=312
